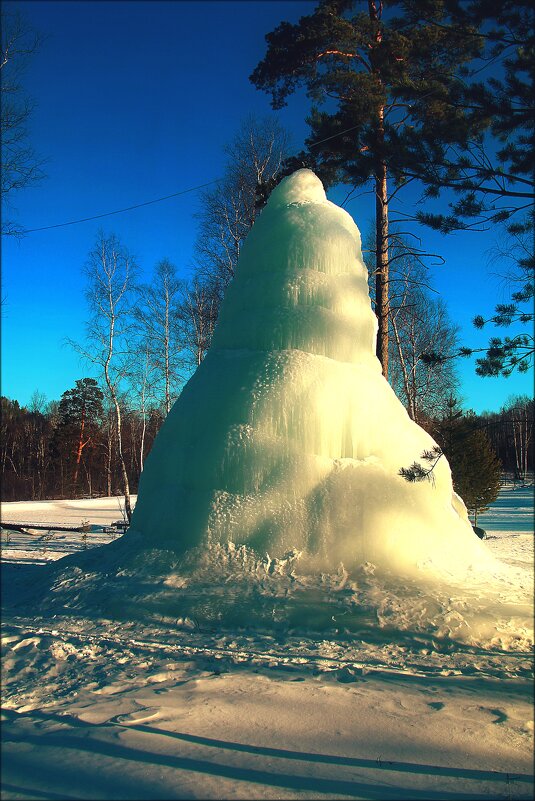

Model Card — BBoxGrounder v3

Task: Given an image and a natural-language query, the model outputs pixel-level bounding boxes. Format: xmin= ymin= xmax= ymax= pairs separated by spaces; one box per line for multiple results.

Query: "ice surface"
xmin=128 ymin=169 xmax=502 ymax=581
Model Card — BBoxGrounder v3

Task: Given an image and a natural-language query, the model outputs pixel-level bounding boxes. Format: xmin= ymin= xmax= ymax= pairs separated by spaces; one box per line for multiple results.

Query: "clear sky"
xmin=1 ymin=0 xmax=532 ymax=414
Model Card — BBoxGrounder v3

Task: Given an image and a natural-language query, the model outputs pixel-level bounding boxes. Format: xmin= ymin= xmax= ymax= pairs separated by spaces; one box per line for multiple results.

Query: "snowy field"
xmin=0 ymin=496 xmax=133 ymax=565
xmin=1 ymin=486 xmax=533 ymax=800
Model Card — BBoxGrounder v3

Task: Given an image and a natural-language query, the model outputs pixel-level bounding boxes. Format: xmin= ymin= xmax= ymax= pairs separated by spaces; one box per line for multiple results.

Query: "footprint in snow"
xmin=482 ymin=706 xmax=508 ymax=724
xmin=110 ymin=709 xmax=160 ymax=726
xmin=466 ymin=705 xmax=509 ymax=724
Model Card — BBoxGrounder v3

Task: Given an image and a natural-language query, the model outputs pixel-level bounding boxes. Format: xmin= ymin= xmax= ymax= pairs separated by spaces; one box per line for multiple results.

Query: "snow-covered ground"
xmin=1 ymin=486 xmax=534 ymax=800
xmin=0 ymin=496 xmax=135 ymax=565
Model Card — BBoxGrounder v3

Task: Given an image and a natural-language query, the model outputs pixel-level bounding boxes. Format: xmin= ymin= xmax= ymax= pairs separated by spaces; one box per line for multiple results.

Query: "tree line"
xmin=0 ymin=383 xmax=164 ymax=504
xmin=1 ymin=382 xmax=531 ymax=506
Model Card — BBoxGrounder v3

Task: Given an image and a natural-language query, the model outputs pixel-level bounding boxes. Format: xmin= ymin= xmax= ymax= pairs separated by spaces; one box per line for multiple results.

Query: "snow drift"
xmin=129 ymin=169 xmax=496 ymax=580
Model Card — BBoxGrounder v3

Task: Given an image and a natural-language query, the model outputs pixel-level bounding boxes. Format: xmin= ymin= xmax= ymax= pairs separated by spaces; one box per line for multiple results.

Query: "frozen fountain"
xmin=129 ymin=169 xmax=494 ymax=579
xmin=14 ymin=169 xmax=529 ymax=648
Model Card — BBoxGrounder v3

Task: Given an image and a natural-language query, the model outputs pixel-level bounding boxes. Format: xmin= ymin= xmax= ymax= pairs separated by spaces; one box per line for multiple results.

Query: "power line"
xmin=18 ymin=124 xmax=364 ymax=235
xmin=309 ymin=124 xmax=361 ymax=148
xmin=20 ymin=179 xmax=223 ymax=234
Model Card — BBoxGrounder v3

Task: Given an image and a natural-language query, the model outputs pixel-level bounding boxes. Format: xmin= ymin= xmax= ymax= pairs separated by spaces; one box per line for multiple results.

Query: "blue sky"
xmin=1 ymin=0 xmax=532 ymax=414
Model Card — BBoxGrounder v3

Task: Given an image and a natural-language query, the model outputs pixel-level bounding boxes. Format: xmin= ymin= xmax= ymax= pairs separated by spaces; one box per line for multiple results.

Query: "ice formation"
xmin=130 ymin=169 xmax=497 ymax=579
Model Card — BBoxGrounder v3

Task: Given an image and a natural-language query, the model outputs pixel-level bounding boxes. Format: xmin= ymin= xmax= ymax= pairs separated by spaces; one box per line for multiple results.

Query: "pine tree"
xmin=434 ymin=399 xmax=502 ymax=526
xmin=471 ymin=213 xmax=534 ymax=376
xmin=410 ymin=0 xmax=534 ymax=234
xmin=55 ymin=378 xmax=104 ymax=495
xmin=422 ymin=211 xmax=534 ymax=377
xmin=456 ymin=427 xmax=503 ymax=525
xmin=250 ymin=0 xmax=486 ymax=378
xmin=400 ymin=397 xmax=502 ymax=526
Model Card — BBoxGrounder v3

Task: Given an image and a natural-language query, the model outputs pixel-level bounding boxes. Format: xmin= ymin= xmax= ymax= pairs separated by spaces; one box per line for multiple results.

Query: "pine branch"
xmin=399 ymin=447 xmax=443 ymax=486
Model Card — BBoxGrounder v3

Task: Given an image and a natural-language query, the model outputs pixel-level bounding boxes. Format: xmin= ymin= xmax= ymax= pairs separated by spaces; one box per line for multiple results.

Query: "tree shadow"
xmin=2 ymin=707 xmax=532 ymax=801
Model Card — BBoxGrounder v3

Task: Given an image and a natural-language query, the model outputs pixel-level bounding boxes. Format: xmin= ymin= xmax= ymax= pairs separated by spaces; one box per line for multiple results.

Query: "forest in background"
xmin=1 ymin=385 xmax=532 ymax=507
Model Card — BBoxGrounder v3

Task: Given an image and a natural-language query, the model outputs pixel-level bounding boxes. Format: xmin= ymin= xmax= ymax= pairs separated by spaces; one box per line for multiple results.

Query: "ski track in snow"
xmin=1 ymin=487 xmax=534 ymax=800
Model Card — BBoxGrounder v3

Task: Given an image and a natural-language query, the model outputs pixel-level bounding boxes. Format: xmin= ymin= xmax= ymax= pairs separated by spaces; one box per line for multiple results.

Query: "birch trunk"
xmin=391 ymin=315 xmax=415 ymax=420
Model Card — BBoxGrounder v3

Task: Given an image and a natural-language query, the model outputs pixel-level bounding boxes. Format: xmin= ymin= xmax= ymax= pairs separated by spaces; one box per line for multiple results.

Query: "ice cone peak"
xmin=211 ymin=169 xmax=375 ymax=363
xmin=267 ymin=168 xmax=327 ymax=208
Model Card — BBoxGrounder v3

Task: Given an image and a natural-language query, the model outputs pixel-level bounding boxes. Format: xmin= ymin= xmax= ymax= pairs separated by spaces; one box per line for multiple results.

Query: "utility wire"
xmin=18 ymin=124 xmax=363 ymax=235
xmin=308 ymin=124 xmax=361 ymax=148
xmin=20 ymin=179 xmax=223 ymax=234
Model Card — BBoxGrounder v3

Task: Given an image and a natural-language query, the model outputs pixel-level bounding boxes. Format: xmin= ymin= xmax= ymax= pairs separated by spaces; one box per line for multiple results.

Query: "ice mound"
xmin=128 ymin=169 xmax=501 ymax=581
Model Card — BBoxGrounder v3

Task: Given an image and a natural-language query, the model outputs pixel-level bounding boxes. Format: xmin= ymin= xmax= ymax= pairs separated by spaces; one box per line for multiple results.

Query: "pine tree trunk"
xmin=83 ymin=460 xmax=92 ymax=497
xmin=368 ymin=1 xmax=389 ymax=379
xmin=374 ymin=145 xmax=389 ymax=379
xmin=72 ymin=409 xmax=86 ymax=491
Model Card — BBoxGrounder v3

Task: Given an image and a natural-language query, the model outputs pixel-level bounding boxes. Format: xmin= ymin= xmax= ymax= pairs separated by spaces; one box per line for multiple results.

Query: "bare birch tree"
xmin=129 ymin=339 xmax=159 ymax=472
xmin=365 ymin=227 xmax=459 ymax=420
xmin=179 ymin=276 xmax=220 ymax=368
xmin=136 ymin=258 xmax=184 ymax=416
xmin=70 ymin=231 xmax=137 ymax=521
xmin=1 ymin=8 xmax=45 ymax=236
xmin=189 ymin=115 xmax=290 ymax=362
xmin=390 ymin=291 xmax=460 ymax=423
xmin=196 ymin=115 xmax=290 ymax=285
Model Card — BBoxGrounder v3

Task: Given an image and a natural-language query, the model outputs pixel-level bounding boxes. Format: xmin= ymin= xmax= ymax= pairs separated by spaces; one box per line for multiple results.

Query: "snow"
xmin=0 ymin=496 xmax=131 ymax=526
xmin=1 ymin=489 xmax=534 ymax=799
xmin=0 ymin=497 xmax=132 ymax=564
